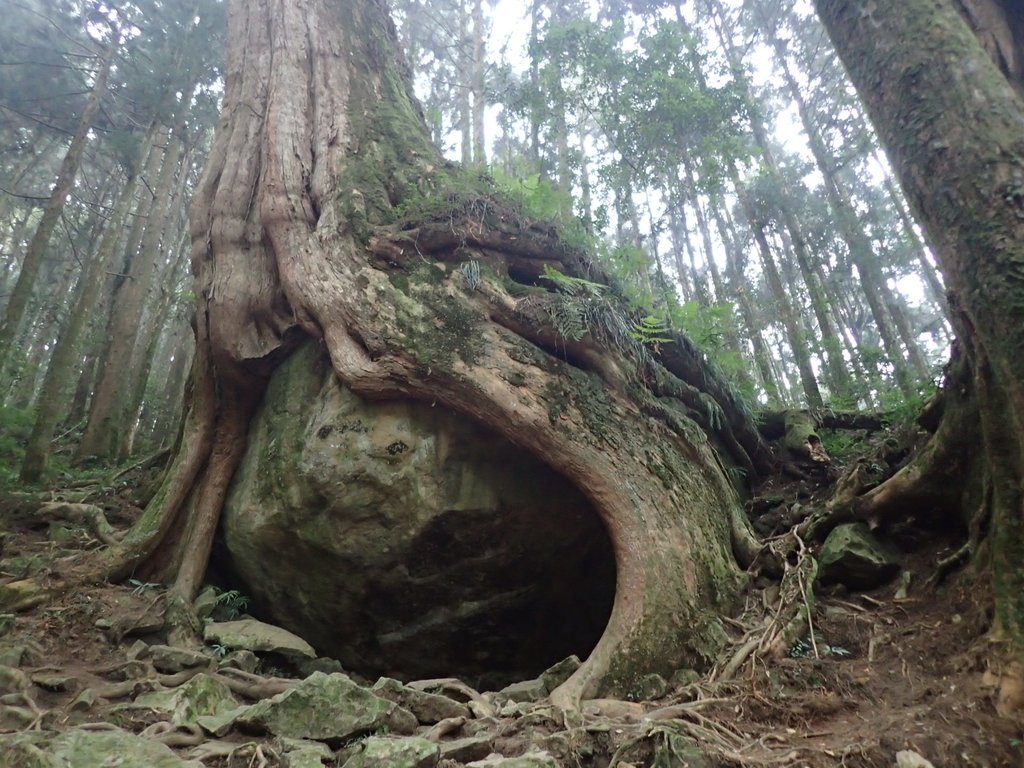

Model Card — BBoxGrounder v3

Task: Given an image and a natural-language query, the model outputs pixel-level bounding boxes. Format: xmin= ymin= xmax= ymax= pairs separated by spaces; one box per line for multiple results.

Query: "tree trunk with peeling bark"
xmin=0 ymin=0 xmax=773 ymax=706
xmin=812 ymin=0 xmax=1024 ymax=713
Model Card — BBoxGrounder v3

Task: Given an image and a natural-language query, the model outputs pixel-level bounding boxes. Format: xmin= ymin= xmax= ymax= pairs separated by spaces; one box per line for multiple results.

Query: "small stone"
xmin=581 ymin=699 xmax=644 ymax=721
xmin=0 ymin=726 xmax=197 ymax=767
xmin=70 ymin=688 xmax=99 ymax=711
xmin=129 ymin=673 xmax=238 ymax=727
xmin=196 ymin=704 xmax=250 ymax=737
xmin=372 ymin=677 xmax=471 ymax=724
xmin=438 ymin=736 xmax=493 ymax=763
xmin=467 ymin=752 xmax=558 ymax=768
xmin=895 ymin=750 xmax=936 ymax=768
xmin=0 ymin=614 xmax=16 ymax=637
xmin=0 ymin=644 xmax=27 ymax=667
xmin=218 ymin=649 xmax=259 ymax=673
xmin=652 ymin=733 xmax=707 ymax=767
xmin=341 ymin=735 xmax=439 ymax=768
xmin=31 ymin=673 xmax=78 ymax=693
xmin=125 ymin=640 xmax=150 ymax=660
xmin=894 ymin=571 xmax=912 ymax=600
xmin=539 ymin=655 xmax=580 ymax=693
xmin=150 ymin=644 xmax=211 ymax=673
xmin=670 ymin=669 xmax=700 ymax=687
xmin=94 ymin=618 xmax=114 ymax=630
xmin=236 ymin=671 xmax=406 ymax=742
xmin=498 ymin=700 xmax=519 ymax=717
xmin=297 ymin=656 xmax=346 ymax=676
xmin=632 ymin=673 xmax=669 ymax=700
xmin=497 ymin=678 xmax=546 ymax=703
xmin=0 ymin=665 xmax=30 ymax=693
xmin=819 ymin=523 xmax=899 ymax=591
xmin=110 ymin=660 xmax=148 ymax=681
xmin=203 ymin=619 xmax=315 ymax=658
xmin=193 ymin=586 xmax=219 ymax=620
xmin=467 ymin=699 xmax=495 ymax=719
xmin=281 ymin=737 xmax=334 ymax=768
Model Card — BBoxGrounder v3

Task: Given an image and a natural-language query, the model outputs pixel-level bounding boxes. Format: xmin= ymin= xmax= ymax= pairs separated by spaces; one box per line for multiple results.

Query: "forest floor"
xmin=0 ymin=442 xmax=1022 ymax=767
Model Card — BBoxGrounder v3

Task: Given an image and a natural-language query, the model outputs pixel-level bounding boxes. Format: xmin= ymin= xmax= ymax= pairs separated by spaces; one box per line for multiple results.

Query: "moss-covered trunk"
xmin=813 ymin=0 xmax=1024 ymax=705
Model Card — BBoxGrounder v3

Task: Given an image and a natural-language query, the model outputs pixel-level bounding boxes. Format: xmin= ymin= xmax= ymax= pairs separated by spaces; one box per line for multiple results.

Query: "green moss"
xmin=506 ymin=338 xmax=559 ymax=373
xmin=504 ymin=370 xmax=527 ymax=387
xmin=389 ymin=264 xmax=483 ymax=370
xmin=543 ymin=381 xmax=570 ymax=425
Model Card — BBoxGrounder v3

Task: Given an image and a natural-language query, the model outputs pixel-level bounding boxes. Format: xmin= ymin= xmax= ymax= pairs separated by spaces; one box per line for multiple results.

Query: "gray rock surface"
xmin=0 ymin=727 xmax=202 ymax=767
xmin=438 ymin=736 xmax=494 ymax=763
xmin=498 ymin=678 xmax=547 ymax=703
xmin=539 ymin=655 xmax=580 ymax=692
xmin=468 ymin=753 xmax=558 ymax=768
xmin=818 ymin=523 xmax=900 ymax=590
xmin=127 ymin=673 xmax=237 ymax=726
xmin=203 ymin=619 xmax=315 ymax=658
xmin=341 ymin=736 xmax=439 ymax=768
xmin=221 ymin=343 xmax=615 ymax=685
xmin=234 ymin=671 xmax=415 ymax=742
xmin=149 ymin=644 xmax=211 ymax=672
xmin=372 ymin=677 xmax=471 ymax=723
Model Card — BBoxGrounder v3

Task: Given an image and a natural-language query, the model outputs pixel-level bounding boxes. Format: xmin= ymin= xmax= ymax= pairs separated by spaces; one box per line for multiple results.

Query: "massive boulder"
xmin=221 ymin=344 xmax=615 ymax=687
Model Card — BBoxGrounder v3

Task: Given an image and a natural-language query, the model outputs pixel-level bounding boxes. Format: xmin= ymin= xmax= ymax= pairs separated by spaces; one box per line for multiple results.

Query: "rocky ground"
xmin=1 ymin=432 xmax=1022 ymax=767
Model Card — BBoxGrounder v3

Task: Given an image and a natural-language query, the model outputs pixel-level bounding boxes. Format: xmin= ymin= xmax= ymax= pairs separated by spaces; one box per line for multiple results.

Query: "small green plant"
xmin=0 ymin=405 xmax=34 ymax=487
xmin=457 ymin=259 xmax=481 ymax=290
xmin=820 ymin=429 xmax=863 ymax=463
xmin=788 ymin=636 xmax=851 ymax=659
xmin=210 ymin=643 xmax=229 ymax=658
xmin=539 ymin=264 xmax=607 ymax=297
xmin=630 ymin=315 xmax=672 ymax=347
xmin=214 ymin=588 xmax=250 ymax=619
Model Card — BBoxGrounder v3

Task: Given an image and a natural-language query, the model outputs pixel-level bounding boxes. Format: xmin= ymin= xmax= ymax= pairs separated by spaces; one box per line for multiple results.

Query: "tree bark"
xmin=814 ymin=0 xmax=1024 ymax=701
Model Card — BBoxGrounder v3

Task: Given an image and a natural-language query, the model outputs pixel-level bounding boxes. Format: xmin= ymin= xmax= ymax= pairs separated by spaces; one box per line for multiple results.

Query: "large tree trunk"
xmin=0 ymin=0 xmax=769 ymax=707
xmin=813 ymin=0 xmax=1024 ymax=711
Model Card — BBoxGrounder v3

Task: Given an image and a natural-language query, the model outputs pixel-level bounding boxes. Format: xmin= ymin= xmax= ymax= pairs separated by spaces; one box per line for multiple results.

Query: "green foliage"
xmin=878 ymin=388 xmax=929 ymax=430
xmin=0 ymin=406 xmax=33 ymax=486
xmin=819 ymin=429 xmax=864 ymax=463
xmin=788 ymin=636 xmax=851 ymax=659
xmin=540 ymin=264 xmax=607 ymax=298
xmin=630 ymin=315 xmax=672 ymax=347
xmin=667 ymin=301 xmax=736 ymax=351
xmin=492 ymin=170 xmax=574 ymax=222
xmin=214 ymin=588 xmax=250 ymax=619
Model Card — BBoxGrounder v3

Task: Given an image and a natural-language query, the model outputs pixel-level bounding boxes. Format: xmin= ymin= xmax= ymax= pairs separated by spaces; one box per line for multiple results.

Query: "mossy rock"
xmin=819 ymin=523 xmax=900 ymax=590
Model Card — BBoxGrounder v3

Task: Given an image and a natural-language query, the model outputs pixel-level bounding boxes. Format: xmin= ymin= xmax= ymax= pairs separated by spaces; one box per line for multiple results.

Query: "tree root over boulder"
xmin=0 ymin=0 xmax=780 ymax=709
